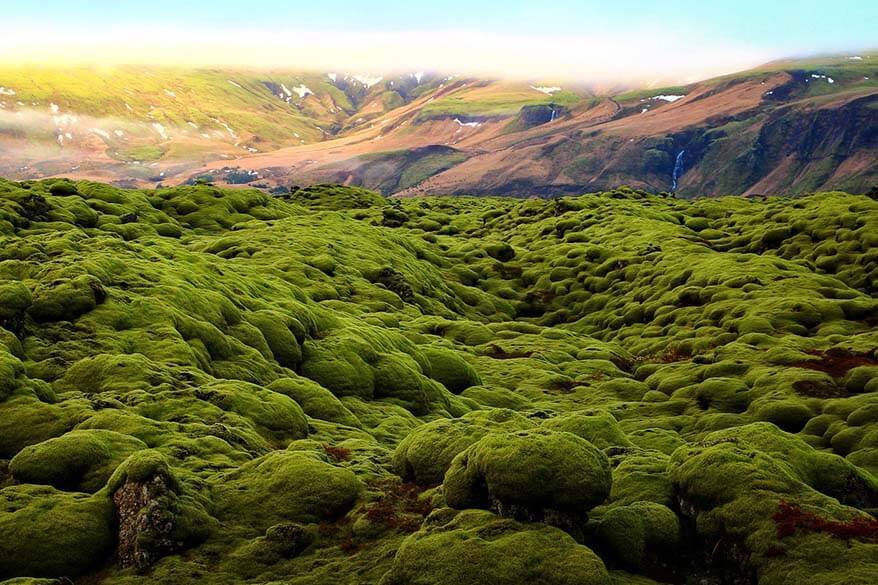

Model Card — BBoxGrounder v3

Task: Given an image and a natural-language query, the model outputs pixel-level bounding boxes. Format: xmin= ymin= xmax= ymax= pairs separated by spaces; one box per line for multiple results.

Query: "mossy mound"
xmin=595 ymin=502 xmax=681 ymax=569
xmin=421 ymin=347 xmax=482 ymax=393
xmin=542 ymin=411 xmax=634 ymax=449
xmin=669 ymin=426 xmax=878 ymax=584
xmin=393 ymin=409 xmax=534 ymax=486
xmin=0 ymin=485 xmax=114 ymax=578
xmin=380 ymin=509 xmax=610 ymax=585
xmin=214 ymin=451 xmax=361 ymax=531
xmin=27 ymin=274 xmax=106 ymax=323
xmin=10 ymin=429 xmax=147 ymax=493
xmin=289 ymin=184 xmax=386 ymax=210
xmin=267 ymin=377 xmax=360 ymax=427
xmin=444 ymin=429 xmax=612 ymax=518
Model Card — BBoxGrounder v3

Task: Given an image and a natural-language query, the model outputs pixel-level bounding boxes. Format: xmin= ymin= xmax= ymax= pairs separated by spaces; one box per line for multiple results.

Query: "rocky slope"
xmin=0 ymin=178 xmax=877 ymax=584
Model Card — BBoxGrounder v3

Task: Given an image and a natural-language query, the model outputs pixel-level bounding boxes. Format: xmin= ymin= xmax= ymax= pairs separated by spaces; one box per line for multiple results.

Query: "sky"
xmin=2 ymin=1 xmax=876 ymax=83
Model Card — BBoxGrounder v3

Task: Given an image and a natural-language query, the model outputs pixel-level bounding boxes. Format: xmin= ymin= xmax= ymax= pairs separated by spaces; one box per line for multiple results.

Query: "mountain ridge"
xmin=0 ymin=53 xmax=876 ymax=197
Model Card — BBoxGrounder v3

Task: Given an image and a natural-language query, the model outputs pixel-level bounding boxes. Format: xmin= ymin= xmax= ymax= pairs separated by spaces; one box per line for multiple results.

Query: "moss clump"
xmin=0 ymin=281 xmax=32 ymax=320
xmin=300 ymin=338 xmax=375 ymax=398
xmin=444 ymin=429 xmax=611 ymax=518
xmin=27 ymin=274 xmax=106 ymax=323
xmin=196 ymin=380 xmax=309 ymax=442
xmin=422 ymin=347 xmax=481 ymax=393
xmin=0 ymin=485 xmax=114 ymax=578
xmin=290 ymin=184 xmax=386 ymax=210
xmin=393 ymin=409 xmax=534 ymax=486
xmin=608 ymin=450 xmax=674 ymax=506
xmin=10 ymin=429 xmax=147 ymax=493
xmin=0 ymin=397 xmax=75 ymax=459
xmin=226 ymin=522 xmax=318 ymax=573
xmin=754 ymin=400 xmax=813 ymax=432
xmin=214 ymin=451 xmax=361 ymax=531
xmin=373 ymin=353 xmax=448 ymax=415
xmin=595 ymin=502 xmax=681 ymax=569
xmin=380 ymin=509 xmax=610 ymax=585
xmin=542 ymin=411 xmax=634 ymax=450
xmin=245 ymin=311 xmax=303 ymax=368
xmin=267 ymin=377 xmax=360 ymax=427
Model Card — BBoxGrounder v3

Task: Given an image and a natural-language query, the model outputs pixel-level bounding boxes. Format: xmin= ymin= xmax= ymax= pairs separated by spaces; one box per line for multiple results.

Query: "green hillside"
xmin=0 ymin=179 xmax=877 ymax=584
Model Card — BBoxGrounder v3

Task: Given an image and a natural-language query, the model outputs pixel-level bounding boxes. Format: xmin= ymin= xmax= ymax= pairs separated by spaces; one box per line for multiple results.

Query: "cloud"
xmin=0 ymin=26 xmax=772 ymax=83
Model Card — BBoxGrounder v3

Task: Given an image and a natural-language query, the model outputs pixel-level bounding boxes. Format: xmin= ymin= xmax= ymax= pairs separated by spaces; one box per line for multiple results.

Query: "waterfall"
xmin=672 ymin=150 xmax=686 ymax=192
xmin=549 ymin=108 xmax=557 ymax=122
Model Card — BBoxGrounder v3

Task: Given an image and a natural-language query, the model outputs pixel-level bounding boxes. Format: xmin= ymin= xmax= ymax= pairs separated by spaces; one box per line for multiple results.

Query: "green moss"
xmin=0 ymin=281 xmax=32 ymax=319
xmin=608 ymin=451 xmax=674 ymax=506
xmin=380 ymin=509 xmax=610 ymax=585
xmin=245 ymin=311 xmax=303 ymax=368
xmin=444 ymin=429 xmax=612 ymax=516
xmin=10 ymin=429 xmax=146 ymax=493
xmin=754 ymin=400 xmax=813 ymax=432
xmin=267 ymin=377 xmax=360 ymax=427
xmin=0 ymin=397 xmax=76 ymax=459
xmin=27 ymin=274 xmax=105 ymax=323
xmin=0 ymin=485 xmax=114 ymax=578
xmin=214 ymin=451 xmax=361 ymax=531
xmin=422 ymin=347 xmax=482 ymax=393
xmin=393 ymin=409 xmax=534 ymax=486
xmin=596 ymin=502 xmax=681 ymax=569
xmin=542 ymin=411 xmax=634 ymax=450
xmin=301 ymin=338 xmax=375 ymax=398
xmin=197 ymin=380 xmax=309 ymax=442
xmin=0 ymin=181 xmax=877 ymax=582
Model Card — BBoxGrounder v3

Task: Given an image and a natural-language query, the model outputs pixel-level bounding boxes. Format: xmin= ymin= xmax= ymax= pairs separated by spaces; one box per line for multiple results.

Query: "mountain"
xmin=0 ymin=178 xmax=877 ymax=583
xmin=0 ymin=54 xmax=876 ymax=196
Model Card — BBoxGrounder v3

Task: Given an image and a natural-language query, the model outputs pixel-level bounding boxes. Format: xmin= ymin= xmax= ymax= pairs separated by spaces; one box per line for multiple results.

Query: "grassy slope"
xmin=0 ymin=181 xmax=877 ymax=584
xmin=0 ymin=66 xmax=370 ymax=154
xmin=417 ymin=83 xmax=581 ymax=120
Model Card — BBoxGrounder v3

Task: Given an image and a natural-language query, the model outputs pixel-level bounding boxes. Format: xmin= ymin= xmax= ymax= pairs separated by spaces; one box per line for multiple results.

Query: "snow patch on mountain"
xmin=531 ymin=86 xmax=561 ymax=95
xmin=353 ymin=75 xmax=383 ymax=88
xmin=152 ymin=123 xmax=168 ymax=139
xmin=0 ymin=87 xmax=15 ymax=96
xmin=227 ymin=80 xmax=243 ymax=89
xmin=292 ymin=84 xmax=313 ymax=98
xmin=654 ymin=95 xmax=685 ymax=102
xmin=212 ymin=119 xmax=237 ymax=139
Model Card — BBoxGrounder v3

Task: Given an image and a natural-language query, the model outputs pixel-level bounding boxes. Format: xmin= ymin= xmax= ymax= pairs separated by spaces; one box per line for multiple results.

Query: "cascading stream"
xmin=672 ymin=150 xmax=686 ymax=192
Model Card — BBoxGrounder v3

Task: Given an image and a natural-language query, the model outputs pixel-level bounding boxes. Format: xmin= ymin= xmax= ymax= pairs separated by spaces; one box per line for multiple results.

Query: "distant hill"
xmin=1 ymin=53 xmax=876 ymax=196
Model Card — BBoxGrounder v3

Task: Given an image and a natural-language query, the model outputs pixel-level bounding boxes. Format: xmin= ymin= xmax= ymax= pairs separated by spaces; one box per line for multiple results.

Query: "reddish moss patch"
xmin=322 ymin=444 xmax=352 ymax=462
xmin=362 ymin=480 xmax=433 ymax=533
xmin=484 ymin=344 xmax=533 ymax=360
xmin=792 ymin=349 xmax=878 ymax=379
xmin=773 ymin=501 xmax=878 ymax=542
